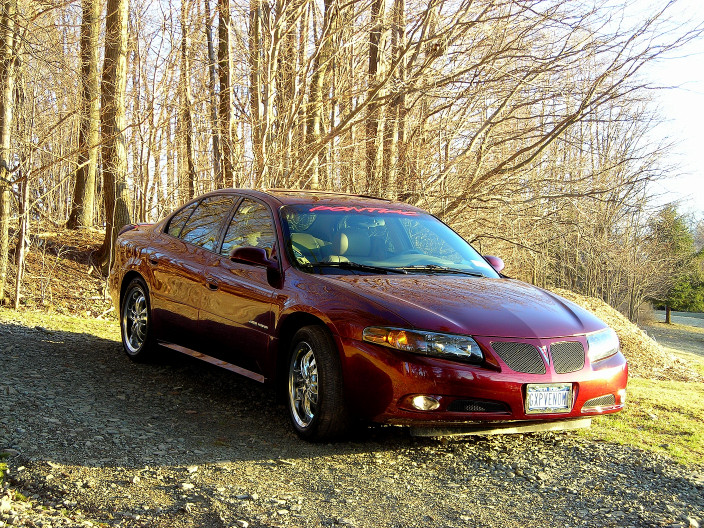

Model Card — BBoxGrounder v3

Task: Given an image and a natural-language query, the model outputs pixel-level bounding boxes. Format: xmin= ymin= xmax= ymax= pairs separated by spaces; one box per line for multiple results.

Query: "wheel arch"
xmin=120 ymin=270 xmax=148 ymax=308
xmin=275 ymin=311 xmax=338 ymax=388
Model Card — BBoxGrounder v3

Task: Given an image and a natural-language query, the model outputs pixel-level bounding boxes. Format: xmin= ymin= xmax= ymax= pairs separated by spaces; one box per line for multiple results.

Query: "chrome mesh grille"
xmin=582 ymin=394 xmax=615 ymax=409
xmin=490 ymin=342 xmax=546 ymax=374
xmin=550 ymin=341 xmax=586 ymax=374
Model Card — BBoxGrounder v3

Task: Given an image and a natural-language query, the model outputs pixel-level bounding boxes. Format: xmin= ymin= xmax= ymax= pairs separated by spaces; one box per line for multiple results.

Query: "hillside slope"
xmin=553 ymin=288 xmax=701 ymax=382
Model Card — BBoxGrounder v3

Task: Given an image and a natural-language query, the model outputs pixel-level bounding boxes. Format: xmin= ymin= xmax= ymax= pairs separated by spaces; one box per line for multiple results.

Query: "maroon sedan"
xmin=109 ymin=189 xmax=627 ymax=441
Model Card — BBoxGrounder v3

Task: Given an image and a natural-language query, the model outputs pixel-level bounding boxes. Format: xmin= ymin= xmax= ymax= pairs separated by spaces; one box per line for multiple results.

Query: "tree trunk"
xmin=94 ymin=0 xmax=132 ymax=275
xmin=180 ymin=0 xmax=196 ymax=200
xmin=391 ymin=0 xmax=406 ymax=198
xmin=68 ymin=0 xmax=101 ymax=229
xmin=13 ymin=84 xmax=33 ymax=310
xmin=13 ymin=175 xmax=29 ymax=309
xmin=249 ymin=0 xmax=264 ymax=181
xmin=0 ymin=0 xmax=18 ymax=303
xmin=204 ymin=0 xmax=222 ymax=187
xmin=274 ymin=0 xmax=298 ymax=187
xmin=665 ymin=305 xmax=671 ymax=324
xmin=166 ymin=110 xmax=177 ymax=206
xmin=294 ymin=2 xmax=310 ymax=182
xmin=306 ymin=0 xmax=334 ymax=189
xmin=218 ymin=0 xmax=235 ymax=187
xmin=365 ymin=0 xmax=385 ymax=191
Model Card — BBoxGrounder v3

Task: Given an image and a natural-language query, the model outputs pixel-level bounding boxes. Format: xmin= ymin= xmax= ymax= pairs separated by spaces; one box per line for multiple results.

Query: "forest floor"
xmin=2 ymin=226 xmax=114 ymax=318
xmin=1 ymin=228 xmax=703 ymax=528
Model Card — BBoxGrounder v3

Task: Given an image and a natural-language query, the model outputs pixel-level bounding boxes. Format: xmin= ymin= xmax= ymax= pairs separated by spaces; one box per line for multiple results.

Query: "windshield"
xmin=280 ymin=204 xmax=500 ymax=277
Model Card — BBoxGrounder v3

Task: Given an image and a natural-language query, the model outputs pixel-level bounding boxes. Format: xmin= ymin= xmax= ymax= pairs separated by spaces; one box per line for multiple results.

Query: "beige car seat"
xmin=328 ymin=229 xmax=371 ymax=262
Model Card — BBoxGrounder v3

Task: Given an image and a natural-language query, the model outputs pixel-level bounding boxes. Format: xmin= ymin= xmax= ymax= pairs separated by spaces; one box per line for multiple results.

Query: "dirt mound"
xmin=552 ymin=288 xmax=702 ymax=383
xmin=7 ymin=225 xmax=113 ymax=318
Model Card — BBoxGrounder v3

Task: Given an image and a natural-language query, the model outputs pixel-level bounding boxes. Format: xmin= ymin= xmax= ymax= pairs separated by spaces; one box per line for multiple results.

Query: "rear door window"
xmin=179 ymin=195 xmax=236 ymax=251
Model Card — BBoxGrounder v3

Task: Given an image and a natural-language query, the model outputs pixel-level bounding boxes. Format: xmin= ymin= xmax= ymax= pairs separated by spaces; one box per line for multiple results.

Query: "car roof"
xmin=200 ymin=188 xmax=423 ymax=212
xmin=265 ymin=188 xmax=391 ymax=204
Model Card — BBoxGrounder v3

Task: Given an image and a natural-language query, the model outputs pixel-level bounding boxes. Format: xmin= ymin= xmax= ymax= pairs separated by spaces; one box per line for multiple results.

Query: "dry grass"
xmin=5 ymin=226 xmax=114 ymax=319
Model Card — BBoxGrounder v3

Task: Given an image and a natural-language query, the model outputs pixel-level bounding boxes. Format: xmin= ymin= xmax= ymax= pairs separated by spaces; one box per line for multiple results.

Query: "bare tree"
xmin=218 ymin=0 xmax=236 ymax=187
xmin=180 ymin=0 xmax=196 ymax=199
xmin=2 ymin=0 xmax=702 ymax=321
xmin=0 ymin=0 xmax=18 ymax=302
xmin=67 ymin=0 xmax=101 ymax=229
xmin=94 ymin=0 xmax=132 ymax=274
xmin=204 ymin=0 xmax=222 ymax=185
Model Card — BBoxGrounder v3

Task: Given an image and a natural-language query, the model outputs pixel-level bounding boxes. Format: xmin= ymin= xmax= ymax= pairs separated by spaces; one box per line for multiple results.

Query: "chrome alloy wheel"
xmin=122 ymin=286 xmax=149 ymax=355
xmin=289 ymin=342 xmax=319 ymax=428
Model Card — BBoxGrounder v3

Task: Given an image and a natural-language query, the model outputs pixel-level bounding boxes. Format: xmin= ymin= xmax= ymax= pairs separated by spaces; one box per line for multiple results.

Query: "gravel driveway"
xmin=1 ymin=318 xmax=703 ymax=528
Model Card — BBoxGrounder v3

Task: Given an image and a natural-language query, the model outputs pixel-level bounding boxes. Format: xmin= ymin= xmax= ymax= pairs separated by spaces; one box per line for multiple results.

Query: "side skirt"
xmin=159 ymin=342 xmax=266 ymax=383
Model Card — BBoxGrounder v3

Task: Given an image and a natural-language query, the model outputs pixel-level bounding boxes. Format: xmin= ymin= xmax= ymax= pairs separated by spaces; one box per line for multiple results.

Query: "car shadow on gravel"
xmin=1 ymin=321 xmax=446 ymax=469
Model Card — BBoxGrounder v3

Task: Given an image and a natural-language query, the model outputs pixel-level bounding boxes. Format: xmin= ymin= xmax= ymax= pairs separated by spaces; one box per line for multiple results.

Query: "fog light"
xmin=618 ymin=388 xmax=627 ymax=404
xmin=411 ymin=395 xmax=440 ymax=411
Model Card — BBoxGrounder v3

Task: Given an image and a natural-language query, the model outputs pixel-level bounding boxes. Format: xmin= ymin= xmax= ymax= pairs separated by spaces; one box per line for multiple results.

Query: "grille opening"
xmin=551 ymin=341 xmax=586 ymax=374
xmin=447 ymin=400 xmax=509 ymax=413
xmin=490 ymin=342 xmax=546 ymax=374
xmin=582 ymin=394 xmax=615 ymax=410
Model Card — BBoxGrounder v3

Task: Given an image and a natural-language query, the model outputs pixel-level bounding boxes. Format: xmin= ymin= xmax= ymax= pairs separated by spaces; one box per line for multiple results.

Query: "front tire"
xmin=120 ymin=277 xmax=155 ymax=362
xmin=287 ymin=326 xmax=351 ymax=441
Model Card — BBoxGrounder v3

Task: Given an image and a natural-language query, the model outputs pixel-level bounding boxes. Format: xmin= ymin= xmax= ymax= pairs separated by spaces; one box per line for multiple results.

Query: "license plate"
xmin=526 ymin=384 xmax=572 ymax=414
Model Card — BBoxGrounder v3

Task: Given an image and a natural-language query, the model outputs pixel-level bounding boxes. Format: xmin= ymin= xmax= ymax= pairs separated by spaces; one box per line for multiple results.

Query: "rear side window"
xmin=166 ymin=202 xmax=198 ymax=238
xmin=179 ymin=195 xmax=236 ymax=251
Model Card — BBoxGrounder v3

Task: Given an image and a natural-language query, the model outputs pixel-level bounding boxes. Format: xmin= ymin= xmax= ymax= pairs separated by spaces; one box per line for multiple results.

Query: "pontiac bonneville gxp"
xmin=109 ymin=189 xmax=627 ymax=441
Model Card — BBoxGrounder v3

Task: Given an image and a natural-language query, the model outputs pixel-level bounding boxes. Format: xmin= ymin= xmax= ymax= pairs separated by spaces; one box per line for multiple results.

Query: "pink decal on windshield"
xmin=309 ymin=205 xmax=419 ymax=216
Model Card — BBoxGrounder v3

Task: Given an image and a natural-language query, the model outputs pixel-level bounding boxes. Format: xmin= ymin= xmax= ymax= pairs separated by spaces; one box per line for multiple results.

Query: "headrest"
xmin=337 ymin=230 xmax=371 ymax=256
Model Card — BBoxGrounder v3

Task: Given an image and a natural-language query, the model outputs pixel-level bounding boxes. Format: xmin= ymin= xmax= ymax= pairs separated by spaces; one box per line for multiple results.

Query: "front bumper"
xmin=339 ymin=336 xmax=628 ymax=426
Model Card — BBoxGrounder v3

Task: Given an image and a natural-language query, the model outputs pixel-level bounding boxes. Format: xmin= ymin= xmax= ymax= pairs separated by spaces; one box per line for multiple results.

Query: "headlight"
xmin=587 ymin=328 xmax=620 ymax=363
xmin=363 ymin=327 xmax=483 ymax=364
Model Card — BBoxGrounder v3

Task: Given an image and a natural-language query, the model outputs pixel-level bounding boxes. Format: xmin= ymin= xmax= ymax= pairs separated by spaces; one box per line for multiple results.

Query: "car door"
xmin=198 ymin=197 xmax=279 ymax=374
xmin=148 ymin=195 xmax=236 ymax=348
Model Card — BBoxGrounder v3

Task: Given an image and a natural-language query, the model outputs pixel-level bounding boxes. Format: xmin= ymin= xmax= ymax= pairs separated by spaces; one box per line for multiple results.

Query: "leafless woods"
xmin=0 ymin=0 xmax=700 ymax=317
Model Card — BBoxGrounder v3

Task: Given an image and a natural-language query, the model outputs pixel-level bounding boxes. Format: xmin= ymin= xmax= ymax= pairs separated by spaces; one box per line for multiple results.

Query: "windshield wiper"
xmin=399 ymin=264 xmax=484 ymax=277
xmin=303 ymin=261 xmax=408 ymax=274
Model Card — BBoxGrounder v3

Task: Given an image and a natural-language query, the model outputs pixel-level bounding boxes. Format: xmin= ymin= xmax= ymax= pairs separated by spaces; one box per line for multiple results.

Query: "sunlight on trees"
xmin=0 ymin=0 xmax=702 ymax=319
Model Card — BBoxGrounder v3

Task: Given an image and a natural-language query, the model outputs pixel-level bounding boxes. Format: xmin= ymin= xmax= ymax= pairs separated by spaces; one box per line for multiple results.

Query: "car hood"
xmin=320 ymin=275 xmax=606 ymax=339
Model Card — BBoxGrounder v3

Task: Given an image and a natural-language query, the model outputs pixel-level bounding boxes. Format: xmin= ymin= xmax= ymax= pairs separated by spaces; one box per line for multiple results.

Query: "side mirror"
xmin=230 ymin=246 xmax=278 ymax=270
xmin=483 ymin=255 xmax=504 ymax=273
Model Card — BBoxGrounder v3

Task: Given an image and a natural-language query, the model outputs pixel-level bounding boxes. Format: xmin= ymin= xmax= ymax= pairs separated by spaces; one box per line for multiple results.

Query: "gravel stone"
xmin=1 ymin=316 xmax=703 ymax=527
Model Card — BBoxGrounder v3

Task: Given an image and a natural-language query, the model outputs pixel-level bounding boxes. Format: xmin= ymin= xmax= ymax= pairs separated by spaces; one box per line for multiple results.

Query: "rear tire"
xmin=120 ymin=277 xmax=156 ymax=362
xmin=287 ymin=326 xmax=351 ymax=441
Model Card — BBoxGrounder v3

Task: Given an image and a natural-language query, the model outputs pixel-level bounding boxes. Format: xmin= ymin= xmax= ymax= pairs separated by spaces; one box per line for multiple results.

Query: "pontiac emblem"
xmin=537 ymin=345 xmax=550 ymax=364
